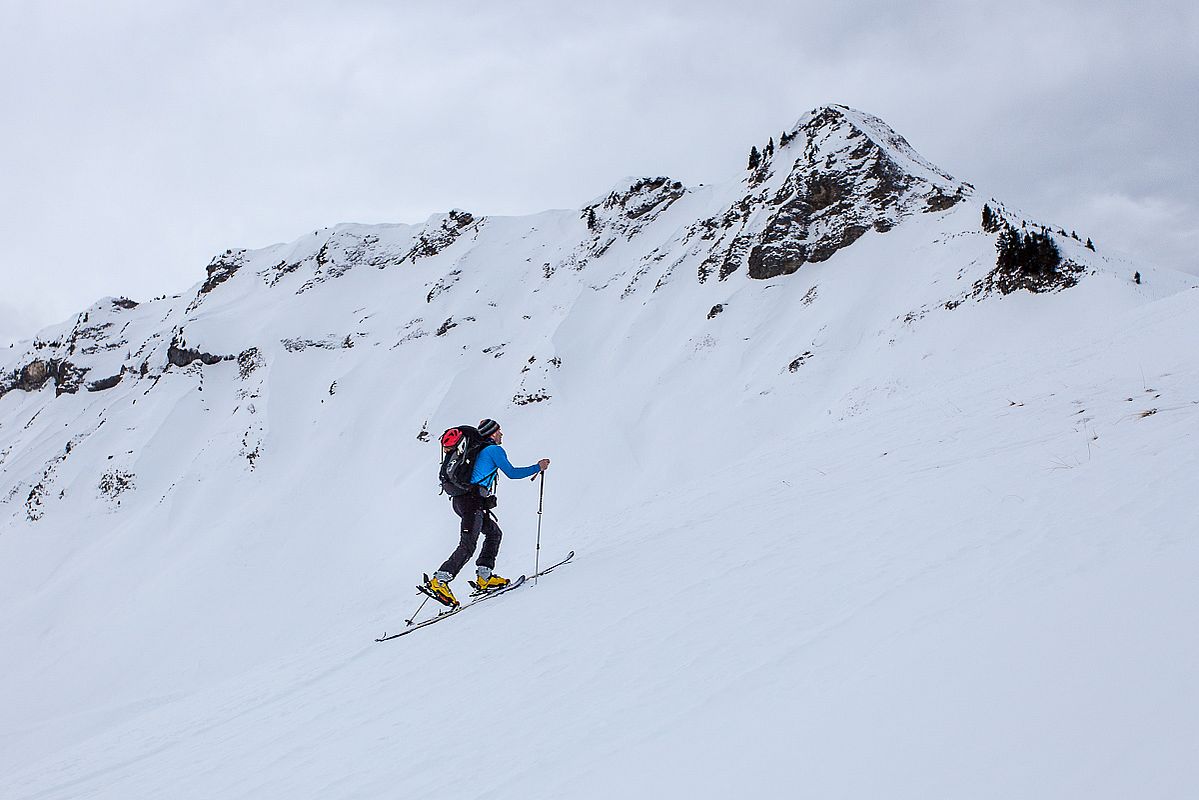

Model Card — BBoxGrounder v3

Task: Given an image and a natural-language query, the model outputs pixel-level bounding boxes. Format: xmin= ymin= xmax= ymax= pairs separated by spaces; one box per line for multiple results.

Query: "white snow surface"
xmin=2 ymin=106 xmax=1198 ymax=798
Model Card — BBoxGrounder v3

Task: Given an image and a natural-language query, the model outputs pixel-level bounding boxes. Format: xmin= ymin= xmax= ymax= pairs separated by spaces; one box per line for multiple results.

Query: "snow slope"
xmin=2 ymin=106 xmax=1197 ymax=798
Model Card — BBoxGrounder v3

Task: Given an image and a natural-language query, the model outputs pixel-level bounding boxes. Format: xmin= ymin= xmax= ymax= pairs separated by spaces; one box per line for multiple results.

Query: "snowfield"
xmin=2 ymin=106 xmax=1197 ymax=798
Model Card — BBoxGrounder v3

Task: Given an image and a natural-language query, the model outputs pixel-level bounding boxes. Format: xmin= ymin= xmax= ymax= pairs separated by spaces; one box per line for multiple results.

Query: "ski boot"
xmin=422 ymin=574 xmax=459 ymax=608
xmin=470 ymin=569 xmax=510 ymax=594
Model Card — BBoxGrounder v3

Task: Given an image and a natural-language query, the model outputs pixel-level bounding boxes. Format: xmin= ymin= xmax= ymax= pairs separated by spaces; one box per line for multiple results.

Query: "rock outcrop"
xmin=694 ymin=105 xmax=971 ymax=282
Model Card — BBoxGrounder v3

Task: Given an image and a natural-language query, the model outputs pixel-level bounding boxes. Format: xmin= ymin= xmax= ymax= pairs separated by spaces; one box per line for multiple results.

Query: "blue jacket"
xmin=472 ymin=444 xmax=540 ymax=491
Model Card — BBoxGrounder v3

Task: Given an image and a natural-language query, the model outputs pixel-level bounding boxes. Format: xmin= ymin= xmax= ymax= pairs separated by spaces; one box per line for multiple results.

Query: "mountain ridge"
xmin=1 ymin=104 xmax=1162 ymax=409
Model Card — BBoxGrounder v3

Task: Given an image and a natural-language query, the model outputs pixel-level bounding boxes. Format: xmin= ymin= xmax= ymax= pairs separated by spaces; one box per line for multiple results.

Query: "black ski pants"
xmin=438 ymin=494 xmax=503 ymax=578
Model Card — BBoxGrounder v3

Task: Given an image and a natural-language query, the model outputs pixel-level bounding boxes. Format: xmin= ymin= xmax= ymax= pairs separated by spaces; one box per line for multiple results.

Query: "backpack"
xmin=438 ymin=425 xmax=491 ymax=497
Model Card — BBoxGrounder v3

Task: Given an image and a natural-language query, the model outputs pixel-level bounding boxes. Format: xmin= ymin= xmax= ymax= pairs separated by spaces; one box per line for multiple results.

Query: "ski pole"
xmin=405 ymin=594 xmax=431 ymax=626
xmin=534 ymin=471 xmax=545 ymax=584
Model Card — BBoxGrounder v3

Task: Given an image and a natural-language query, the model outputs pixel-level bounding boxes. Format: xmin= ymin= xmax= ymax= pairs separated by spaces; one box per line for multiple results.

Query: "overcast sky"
xmin=2 ymin=0 xmax=1196 ymax=346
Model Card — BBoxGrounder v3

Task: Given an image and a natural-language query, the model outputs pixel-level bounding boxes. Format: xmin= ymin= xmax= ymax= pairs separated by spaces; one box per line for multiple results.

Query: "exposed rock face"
xmin=87 ymin=370 xmax=124 ymax=392
xmin=98 ymin=468 xmax=135 ymax=502
xmin=254 ymin=211 xmax=482 ymax=295
xmin=593 ymin=177 xmax=686 ymax=224
xmin=401 ymin=210 xmax=479 ymax=264
xmin=237 ymin=348 xmax=264 ymax=380
xmin=201 ymin=250 xmax=247 ymax=296
xmin=20 ymin=360 xmax=51 ymax=391
xmin=1 ymin=359 xmax=90 ymax=398
xmin=186 ymin=250 xmax=250 ymax=313
xmin=296 ymin=234 xmax=380 ymax=295
xmin=694 ymin=105 xmax=971 ymax=282
xmin=567 ymin=177 xmax=688 ymax=272
xmin=53 ymin=362 xmax=90 ymax=395
xmin=167 ymin=333 xmax=230 ymax=368
xmin=166 ymin=346 xmax=226 ymax=367
xmin=435 ymin=316 xmax=476 ymax=337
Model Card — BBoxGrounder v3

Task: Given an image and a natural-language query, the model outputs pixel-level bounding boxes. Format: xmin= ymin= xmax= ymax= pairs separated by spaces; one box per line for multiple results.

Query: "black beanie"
xmin=478 ymin=418 xmax=500 ymax=437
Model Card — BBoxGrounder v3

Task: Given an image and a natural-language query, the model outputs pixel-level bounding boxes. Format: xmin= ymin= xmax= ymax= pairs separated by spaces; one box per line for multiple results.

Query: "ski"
xmin=533 ymin=549 xmax=574 ymax=580
xmin=466 ymin=551 xmax=573 ymax=596
xmin=374 ymin=551 xmax=575 ymax=643
xmin=376 ymin=574 xmax=526 ymax=642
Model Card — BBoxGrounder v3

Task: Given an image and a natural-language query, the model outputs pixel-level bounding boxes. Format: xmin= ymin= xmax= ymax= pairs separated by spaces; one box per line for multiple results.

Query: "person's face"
xmin=492 ymin=428 xmax=503 ymax=444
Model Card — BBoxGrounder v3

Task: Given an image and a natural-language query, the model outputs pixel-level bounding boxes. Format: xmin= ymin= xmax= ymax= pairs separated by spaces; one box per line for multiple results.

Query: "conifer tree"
xmin=996 ymin=224 xmax=1062 ymax=278
xmin=981 ymin=203 xmax=999 ymax=232
xmin=748 ymin=146 xmax=761 ymax=170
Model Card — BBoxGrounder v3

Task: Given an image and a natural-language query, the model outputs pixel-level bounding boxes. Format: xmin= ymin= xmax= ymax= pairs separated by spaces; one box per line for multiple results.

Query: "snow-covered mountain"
xmin=2 ymin=105 xmax=1197 ymax=798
